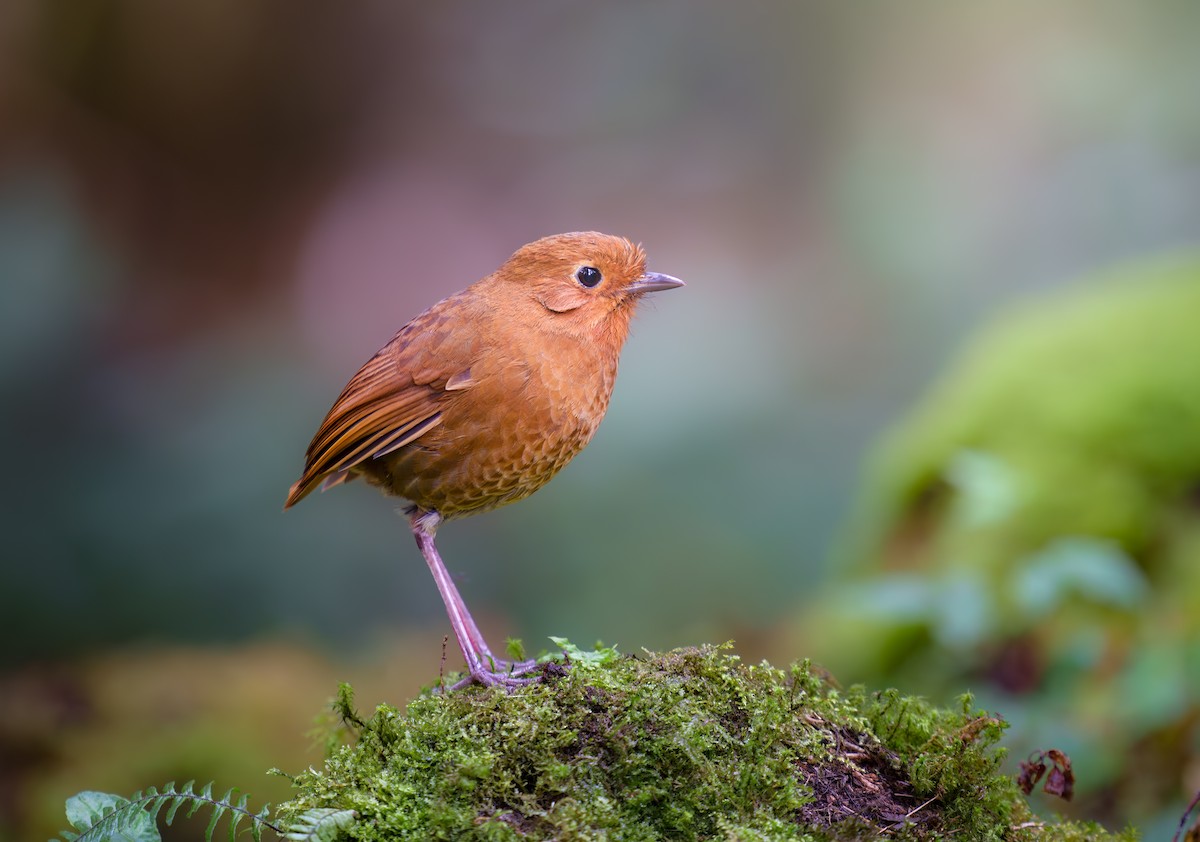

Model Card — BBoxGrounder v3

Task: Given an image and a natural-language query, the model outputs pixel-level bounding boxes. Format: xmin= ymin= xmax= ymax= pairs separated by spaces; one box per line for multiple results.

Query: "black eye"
xmin=576 ymin=266 xmax=602 ymax=288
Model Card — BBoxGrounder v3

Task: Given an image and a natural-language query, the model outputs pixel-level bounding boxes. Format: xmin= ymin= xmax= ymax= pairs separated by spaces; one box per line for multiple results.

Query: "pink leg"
xmin=409 ymin=512 xmax=538 ymax=688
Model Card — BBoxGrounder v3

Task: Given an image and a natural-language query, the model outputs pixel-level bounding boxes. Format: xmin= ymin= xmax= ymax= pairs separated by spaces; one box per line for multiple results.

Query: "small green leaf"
xmin=164 ymin=795 xmax=186 ymax=827
xmin=933 ymin=570 xmax=993 ymax=647
xmin=147 ymin=795 xmax=170 ymax=827
xmin=504 ymin=637 xmax=526 ymax=661
xmin=251 ymin=804 xmax=270 ymax=842
xmin=187 ymin=783 xmax=211 ymax=819
xmin=1014 ymin=536 xmax=1149 ymax=617
xmin=228 ymin=810 xmax=244 ymax=842
xmin=66 ymin=792 xmax=127 ymax=831
xmin=282 ymin=808 xmax=357 ymax=842
xmin=545 ymin=636 xmax=620 ymax=667
xmin=62 ymin=791 xmax=158 ymax=842
xmin=228 ymin=792 xmax=250 ymax=842
xmin=944 ymin=448 xmax=1021 ymax=528
xmin=205 ymin=801 xmax=228 ymax=842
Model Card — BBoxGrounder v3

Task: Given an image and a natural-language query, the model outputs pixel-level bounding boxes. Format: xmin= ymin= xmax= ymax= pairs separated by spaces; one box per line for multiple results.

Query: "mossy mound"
xmin=277 ymin=645 xmax=1130 ymax=840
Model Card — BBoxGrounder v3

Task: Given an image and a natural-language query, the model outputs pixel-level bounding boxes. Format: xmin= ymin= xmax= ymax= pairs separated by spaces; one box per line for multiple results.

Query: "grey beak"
xmin=628 ymin=272 xmax=685 ymax=294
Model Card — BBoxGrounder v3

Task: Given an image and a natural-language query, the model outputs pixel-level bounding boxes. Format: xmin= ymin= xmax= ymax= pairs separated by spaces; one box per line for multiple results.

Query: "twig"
xmin=439 ymin=635 xmax=448 ymax=694
xmin=905 ymin=794 xmax=939 ymax=819
xmin=1172 ymin=787 xmax=1200 ymax=842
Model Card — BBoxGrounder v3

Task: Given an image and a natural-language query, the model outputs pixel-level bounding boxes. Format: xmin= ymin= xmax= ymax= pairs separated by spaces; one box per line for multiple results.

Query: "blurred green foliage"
xmin=800 ymin=255 xmax=1200 ymax=834
xmin=0 ymin=637 xmax=443 ymax=842
xmin=6 ymin=0 xmax=1200 ymax=671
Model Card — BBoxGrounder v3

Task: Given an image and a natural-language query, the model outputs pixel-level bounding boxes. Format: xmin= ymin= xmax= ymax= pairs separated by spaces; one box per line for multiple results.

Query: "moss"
xmin=277 ymin=645 xmax=1133 ymax=841
xmin=845 ymin=252 xmax=1200 ymax=576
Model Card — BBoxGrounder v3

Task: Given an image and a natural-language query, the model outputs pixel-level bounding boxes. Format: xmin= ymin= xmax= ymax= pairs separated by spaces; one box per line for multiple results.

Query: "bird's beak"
xmin=628 ymin=272 xmax=685 ymax=295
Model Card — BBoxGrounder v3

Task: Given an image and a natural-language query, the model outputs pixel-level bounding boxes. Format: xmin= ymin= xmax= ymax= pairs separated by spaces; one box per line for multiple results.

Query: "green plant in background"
xmin=1 ymin=638 xmax=451 ymax=842
xmin=802 ymin=253 xmax=1200 ymax=832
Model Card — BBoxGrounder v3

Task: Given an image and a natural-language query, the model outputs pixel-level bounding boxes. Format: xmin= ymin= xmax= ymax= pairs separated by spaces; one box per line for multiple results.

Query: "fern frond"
xmin=204 ymin=787 xmax=233 ymax=841
xmin=52 ymin=781 xmax=286 ymax=842
xmin=189 ymin=781 xmax=214 ymax=820
xmin=145 ymin=783 xmax=172 ymax=828
xmin=166 ymin=779 xmax=195 ymax=827
xmin=55 ymin=791 xmax=158 ymax=842
xmin=281 ymin=808 xmax=357 ymax=842
xmin=228 ymin=791 xmax=251 ymax=841
xmin=251 ymin=803 xmax=271 ymax=842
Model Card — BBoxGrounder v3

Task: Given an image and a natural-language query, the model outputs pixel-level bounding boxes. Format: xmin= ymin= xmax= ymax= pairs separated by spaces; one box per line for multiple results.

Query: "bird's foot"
xmin=447 ymin=657 xmax=541 ymax=691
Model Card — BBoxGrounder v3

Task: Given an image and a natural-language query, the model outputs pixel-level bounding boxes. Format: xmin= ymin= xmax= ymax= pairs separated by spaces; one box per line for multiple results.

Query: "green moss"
xmin=846 ymin=253 xmax=1200 ymax=576
xmin=277 ymin=646 xmax=1133 ymax=840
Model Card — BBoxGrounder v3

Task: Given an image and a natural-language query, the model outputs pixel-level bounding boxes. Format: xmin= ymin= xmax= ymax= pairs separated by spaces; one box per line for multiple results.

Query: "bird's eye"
xmin=576 ymin=266 xmax=602 ymax=288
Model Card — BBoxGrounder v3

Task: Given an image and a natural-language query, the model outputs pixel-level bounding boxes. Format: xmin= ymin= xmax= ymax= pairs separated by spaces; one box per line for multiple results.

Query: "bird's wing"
xmin=284 ymin=300 xmax=480 ymax=508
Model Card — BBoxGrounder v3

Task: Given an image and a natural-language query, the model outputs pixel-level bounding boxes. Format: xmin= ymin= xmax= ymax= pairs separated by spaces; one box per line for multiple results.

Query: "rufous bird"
xmin=285 ymin=232 xmax=683 ymax=687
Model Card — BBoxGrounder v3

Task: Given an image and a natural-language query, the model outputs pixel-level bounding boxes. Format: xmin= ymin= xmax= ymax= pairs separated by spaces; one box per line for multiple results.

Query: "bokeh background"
xmin=3 ymin=1 xmax=1200 ymax=838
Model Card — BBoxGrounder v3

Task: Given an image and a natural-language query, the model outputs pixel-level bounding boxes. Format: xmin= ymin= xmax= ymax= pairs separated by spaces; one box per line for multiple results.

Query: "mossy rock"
xmin=277 ymin=645 xmax=1128 ymax=841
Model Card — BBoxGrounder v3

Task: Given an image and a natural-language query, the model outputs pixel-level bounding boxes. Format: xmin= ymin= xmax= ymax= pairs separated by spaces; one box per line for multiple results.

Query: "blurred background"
xmin=3 ymin=1 xmax=1199 ymax=838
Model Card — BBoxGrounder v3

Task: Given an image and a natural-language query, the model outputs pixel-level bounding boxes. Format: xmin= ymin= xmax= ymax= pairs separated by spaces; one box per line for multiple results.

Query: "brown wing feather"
xmin=284 ymin=296 xmax=480 ymax=508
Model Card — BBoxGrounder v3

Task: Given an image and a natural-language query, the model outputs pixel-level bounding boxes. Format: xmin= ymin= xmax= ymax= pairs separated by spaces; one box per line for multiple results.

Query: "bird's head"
xmin=494 ymin=232 xmax=684 ymax=340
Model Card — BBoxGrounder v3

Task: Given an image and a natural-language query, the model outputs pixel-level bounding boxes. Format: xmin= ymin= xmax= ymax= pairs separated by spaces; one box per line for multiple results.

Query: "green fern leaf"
xmin=164 ymin=796 xmax=184 ymax=826
xmin=145 ymin=782 xmax=171 ymax=827
xmin=282 ymin=808 xmax=356 ymax=842
xmin=251 ymin=804 xmax=270 ymax=842
xmin=65 ymin=791 xmax=119 ymax=830
xmin=58 ymin=790 xmax=158 ymax=842
xmin=227 ymin=792 xmax=250 ymax=841
xmin=54 ymin=781 xmax=283 ymax=842
xmin=204 ymin=796 xmax=229 ymax=842
xmin=186 ymin=783 xmax=211 ymax=820
xmin=165 ymin=781 xmax=192 ymax=826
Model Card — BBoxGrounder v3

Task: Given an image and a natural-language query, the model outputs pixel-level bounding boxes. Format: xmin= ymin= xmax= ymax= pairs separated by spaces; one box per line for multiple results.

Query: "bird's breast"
xmin=379 ymin=330 xmax=620 ymax=519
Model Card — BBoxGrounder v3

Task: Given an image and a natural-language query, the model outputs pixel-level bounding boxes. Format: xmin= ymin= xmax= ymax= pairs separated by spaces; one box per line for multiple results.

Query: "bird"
xmin=285 ymin=232 xmax=684 ymax=687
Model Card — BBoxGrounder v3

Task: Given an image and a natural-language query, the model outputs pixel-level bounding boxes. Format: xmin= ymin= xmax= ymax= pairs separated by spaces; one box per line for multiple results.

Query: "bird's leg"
xmin=413 ymin=518 xmax=495 ymax=662
xmin=408 ymin=511 xmax=538 ymax=688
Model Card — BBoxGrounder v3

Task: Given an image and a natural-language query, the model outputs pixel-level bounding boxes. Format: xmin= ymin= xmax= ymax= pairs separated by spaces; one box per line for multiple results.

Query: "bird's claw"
xmin=446 ymin=657 xmax=542 ymax=691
